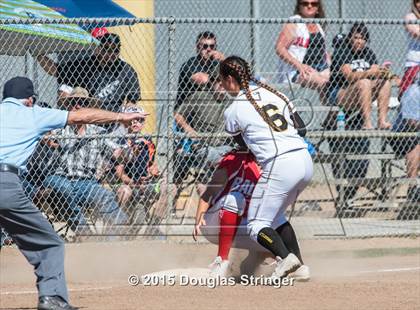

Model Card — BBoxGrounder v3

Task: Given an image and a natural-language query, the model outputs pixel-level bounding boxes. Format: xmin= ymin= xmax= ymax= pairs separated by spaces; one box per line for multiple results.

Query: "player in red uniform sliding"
xmin=193 ymin=149 xmax=309 ymax=280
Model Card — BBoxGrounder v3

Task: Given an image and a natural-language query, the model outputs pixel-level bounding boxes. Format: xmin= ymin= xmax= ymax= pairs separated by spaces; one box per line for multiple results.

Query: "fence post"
xmin=338 ymin=0 xmax=346 ymax=32
xmin=166 ymin=16 xmax=176 ymax=228
xmin=249 ymin=0 xmax=260 ymax=73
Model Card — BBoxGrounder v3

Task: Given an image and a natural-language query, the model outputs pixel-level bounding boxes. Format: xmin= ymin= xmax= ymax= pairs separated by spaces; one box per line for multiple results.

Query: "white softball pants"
xmin=247 ymin=148 xmax=313 ymax=242
xmin=200 ymin=192 xmax=267 ymax=252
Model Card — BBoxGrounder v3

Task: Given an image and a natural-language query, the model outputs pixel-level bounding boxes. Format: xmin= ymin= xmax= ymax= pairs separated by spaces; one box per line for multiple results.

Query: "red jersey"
xmin=211 ymin=151 xmax=261 ymax=215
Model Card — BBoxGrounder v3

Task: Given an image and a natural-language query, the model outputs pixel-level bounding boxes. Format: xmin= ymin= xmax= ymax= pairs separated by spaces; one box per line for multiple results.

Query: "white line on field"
xmin=357 ymin=266 xmax=420 ymax=274
xmin=0 ymin=285 xmax=126 ymax=296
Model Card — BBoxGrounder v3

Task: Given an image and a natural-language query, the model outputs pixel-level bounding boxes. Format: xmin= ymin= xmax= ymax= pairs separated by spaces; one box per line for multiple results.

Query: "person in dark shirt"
xmin=327 ymin=23 xmax=392 ymax=130
xmin=37 ymin=32 xmax=141 ymax=113
xmin=175 ymin=31 xmax=225 ymax=136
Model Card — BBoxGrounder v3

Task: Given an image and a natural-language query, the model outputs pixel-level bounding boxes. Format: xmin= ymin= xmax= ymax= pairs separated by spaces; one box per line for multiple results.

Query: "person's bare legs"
xmin=150 ymin=175 xmax=170 ymax=221
xmin=117 ymin=185 xmax=133 ymax=206
xmin=372 ymin=79 xmax=392 ymax=129
xmin=338 ymin=79 xmax=374 ymax=129
xmin=405 ymin=145 xmax=419 ymax=203
xmin=406 ymin=145 xmax=420 ymax=178
xmin=298 ymin=69 xmax=330 ymax=91
xmin=298 ymin=69 xmax=330 ymax=105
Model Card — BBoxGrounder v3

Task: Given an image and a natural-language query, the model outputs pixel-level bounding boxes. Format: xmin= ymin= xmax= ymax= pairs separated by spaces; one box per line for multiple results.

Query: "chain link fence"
xmin=0 ymin=16 xmax=419 ymax=244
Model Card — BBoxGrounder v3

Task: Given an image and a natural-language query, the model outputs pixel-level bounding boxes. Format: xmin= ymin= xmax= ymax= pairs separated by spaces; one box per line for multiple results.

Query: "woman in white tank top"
xmin=276 ymin=0 xmax=329 ymax=96
xmin=400 ymin=0 xmax=420 ymax=98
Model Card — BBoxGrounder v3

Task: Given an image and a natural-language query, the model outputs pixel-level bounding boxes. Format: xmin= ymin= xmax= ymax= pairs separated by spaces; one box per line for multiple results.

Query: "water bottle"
xmin=336 ymin=108 xmax=346 ymax=131
xmin=182 ymin=138 xmax=193 ymax=153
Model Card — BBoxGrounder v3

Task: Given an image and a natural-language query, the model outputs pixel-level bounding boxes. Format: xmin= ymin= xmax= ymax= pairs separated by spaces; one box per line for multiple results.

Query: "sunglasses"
xmin=200 ymin=43 xmax=216 ymax=50
xmin=131 ymin=119 xmax=145 ymax=125
xmin=300 ymin=1 xmax=319 ymax=7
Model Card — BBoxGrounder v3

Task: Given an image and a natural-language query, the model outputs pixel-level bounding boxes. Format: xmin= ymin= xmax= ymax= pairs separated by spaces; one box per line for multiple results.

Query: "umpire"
xmin=0 ymin=77 xmax=148 ymax=310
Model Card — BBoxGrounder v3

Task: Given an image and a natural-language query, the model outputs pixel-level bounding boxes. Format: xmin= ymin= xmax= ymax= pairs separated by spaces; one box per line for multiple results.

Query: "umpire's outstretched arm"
xmin=67 ymin=108 xmax=148 ymax=126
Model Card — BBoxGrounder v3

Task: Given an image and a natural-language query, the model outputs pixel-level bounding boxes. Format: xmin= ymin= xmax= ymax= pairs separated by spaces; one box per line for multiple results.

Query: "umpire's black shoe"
xmin=38 ymin=296 xmax=78 ymax=310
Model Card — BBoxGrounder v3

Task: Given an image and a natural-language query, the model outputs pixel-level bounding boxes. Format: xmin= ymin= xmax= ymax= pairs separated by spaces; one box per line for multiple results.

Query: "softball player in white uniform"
xmin=219 ymin=56 xmax=313 ymax=279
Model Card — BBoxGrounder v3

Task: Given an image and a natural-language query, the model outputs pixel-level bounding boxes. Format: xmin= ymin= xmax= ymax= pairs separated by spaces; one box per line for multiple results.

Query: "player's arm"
xmin=193 ymin=199 xmax=210 ymax=241
xmin=193 ymin=167 xmax=228 ymax=241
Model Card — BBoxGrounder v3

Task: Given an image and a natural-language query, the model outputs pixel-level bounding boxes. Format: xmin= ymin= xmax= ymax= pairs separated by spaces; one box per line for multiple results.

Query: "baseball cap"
xmin=58 ymin=86 xmax=101 ymax=109
xmin=58 ymin=84 xmax=74 ymax=95
xmin=122 ymin=105 xmax=145 ymax=114
xmin=91 ymin=27 xmax=109 ymax=39
xmin=2 ymin=77 xmax=37 ymax=99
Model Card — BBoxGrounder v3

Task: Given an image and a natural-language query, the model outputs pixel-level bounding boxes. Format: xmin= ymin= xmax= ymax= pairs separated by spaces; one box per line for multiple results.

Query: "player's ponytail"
xmin=220 ymin=56 xmax=306 ymax=137
xmin=412 ymin=0 xmax=420 ymax=19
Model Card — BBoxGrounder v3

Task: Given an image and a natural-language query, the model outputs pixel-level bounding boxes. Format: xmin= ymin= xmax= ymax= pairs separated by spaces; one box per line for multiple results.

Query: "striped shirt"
xmin=54 ymin=125 xmax=120 ymax=179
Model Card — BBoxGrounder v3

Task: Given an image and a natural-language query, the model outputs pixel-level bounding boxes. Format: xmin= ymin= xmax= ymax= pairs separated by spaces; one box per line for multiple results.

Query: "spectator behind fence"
xmin=113 ymin=105 xmax=168 ymax=232
xmin=390 ymin=78 xmax=419 ymax=203
xmin=275 ymin=0 xmax=330 ymax=98
xmin=174 ymin=31 xmax=231 ymax=186
xmin=326 ymin=22 xmax=392 ymax=130
xmin=37 ymin=32 xmax=141 ymax=114
xmin=175 ymin=31 xmax=225 ymax=123
xmin=400 ymin=0 xmax=420 ymax=99
xmin=43 ymin=87 xmax=134 ymax=236
xmin=174 ymin=75 xmax=233 ymax=185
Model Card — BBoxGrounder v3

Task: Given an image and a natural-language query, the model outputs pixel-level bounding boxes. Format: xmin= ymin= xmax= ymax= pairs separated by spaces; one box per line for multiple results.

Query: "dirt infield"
xmin=1 ymin=238 xmax=419 ymax=310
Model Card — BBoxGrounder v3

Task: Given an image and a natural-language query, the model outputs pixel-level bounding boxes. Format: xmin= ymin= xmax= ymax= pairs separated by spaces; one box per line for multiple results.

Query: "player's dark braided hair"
xmin=220 ymin=56 xmax=306 ymax=136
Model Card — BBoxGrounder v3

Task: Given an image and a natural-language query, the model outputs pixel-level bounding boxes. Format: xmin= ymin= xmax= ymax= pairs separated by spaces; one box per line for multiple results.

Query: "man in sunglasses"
xmin=175 ymin=31 xmax=225 ymax=117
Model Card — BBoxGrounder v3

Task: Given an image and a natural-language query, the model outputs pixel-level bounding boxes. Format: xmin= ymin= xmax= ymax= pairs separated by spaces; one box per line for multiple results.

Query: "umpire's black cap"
xmin=2 ymin=77 xmax=37 ymax=99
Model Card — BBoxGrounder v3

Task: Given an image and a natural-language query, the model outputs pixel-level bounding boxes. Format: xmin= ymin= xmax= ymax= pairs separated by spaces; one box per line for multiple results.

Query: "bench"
xmin=307 ymin=130 xmax=417 ymax=218
xmin=185 ymin=129 xmax=417 ymax=219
